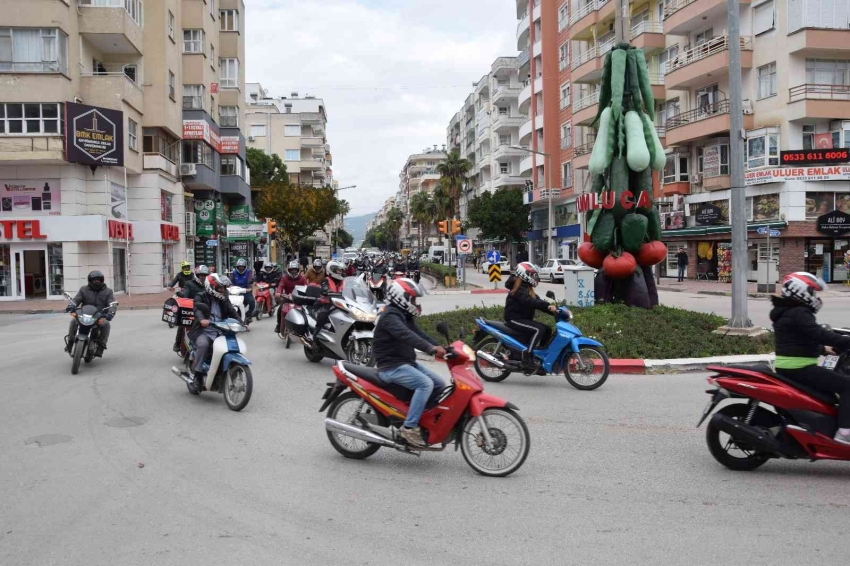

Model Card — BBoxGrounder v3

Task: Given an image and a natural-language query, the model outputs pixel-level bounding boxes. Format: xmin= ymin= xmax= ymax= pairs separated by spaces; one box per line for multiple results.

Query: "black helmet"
xmin=88 ymin=270 xmax=105 ymax=291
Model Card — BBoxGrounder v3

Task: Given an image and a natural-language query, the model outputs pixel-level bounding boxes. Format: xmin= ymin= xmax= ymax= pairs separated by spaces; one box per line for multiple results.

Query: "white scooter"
xmin=228 ymin=286 xmax=253 ymax=328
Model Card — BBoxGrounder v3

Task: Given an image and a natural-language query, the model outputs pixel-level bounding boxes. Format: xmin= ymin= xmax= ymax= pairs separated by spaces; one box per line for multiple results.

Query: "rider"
xmin=771 ymin=272 xmax=850 ymax=445
xmin=504 ymin=263 xmax=558 ymax=368
xmin=275 ymin=260 xmax=307 ymax=334
xmin=257 ymin=261 xmax=283 ymax=311
xmin=65 ymin=270 xmax=116 ymax=354
xmin=230 ymin=258 xmax=256 ymax=319
xmin=179 ymin=265 xmax=208 ymax=299
xmin=188 ymin=274 xmax=239 ymax=394
xmin=168 ymin=261 xmax=194 ymax=292
xmin=306 ymin=258 xmax=326 ymax=285
xmin=406 ymin=253 xmax=420 ymax=280
xmin=310 ymin=259 xmax=346 ymax=344
xmin=374 ymin=278 xmax=447 ymax=448
xmin=344 ymin=258 xmax=357 ymax=277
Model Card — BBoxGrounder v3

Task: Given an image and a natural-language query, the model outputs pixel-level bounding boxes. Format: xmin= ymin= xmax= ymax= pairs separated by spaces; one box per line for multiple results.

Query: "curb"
xmin=0 ymin=304 xmax=162 ymax=315
xmin=657 ymin=286 xmax=770 ymax=299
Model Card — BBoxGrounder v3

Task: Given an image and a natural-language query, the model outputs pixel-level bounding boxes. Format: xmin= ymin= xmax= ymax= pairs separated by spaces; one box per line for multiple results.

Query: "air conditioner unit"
xmin=691 ymin=174 xmax=701 ymax=184
xmin=248 ymin=136 xmax=255 ymax=141
xmin=179 ymin=163 xmax=197 ymax=177
xmin=743 ymin=100 xmax=754 ymax=115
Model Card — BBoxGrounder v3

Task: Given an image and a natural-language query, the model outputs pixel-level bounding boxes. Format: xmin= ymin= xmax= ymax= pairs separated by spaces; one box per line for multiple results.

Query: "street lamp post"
xmin=334 ymin=185 xmax=356 ymax=255
xmin=511 ymin=145 xmax=552 ymax=263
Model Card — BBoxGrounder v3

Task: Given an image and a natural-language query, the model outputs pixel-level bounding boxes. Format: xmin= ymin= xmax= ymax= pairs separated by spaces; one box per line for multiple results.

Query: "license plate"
xmin=162 ymin=312 xmax=176 ymax=324
xmin=822 ymin=355 xmax=839 ymax=369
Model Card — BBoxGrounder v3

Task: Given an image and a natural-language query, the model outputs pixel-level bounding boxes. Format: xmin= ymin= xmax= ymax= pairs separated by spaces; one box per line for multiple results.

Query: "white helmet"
xmin=514 ymin=262 xmax=540 ymax=287
xmin=205 ymin=273 xmax=232 ymax=301
xmin=780 ymin=272 xmax=826 ymax=312
xmin=386 ymin=278 xmax=424 ymax=317
xmin=326 ymin=259 xmax=345 ymax=281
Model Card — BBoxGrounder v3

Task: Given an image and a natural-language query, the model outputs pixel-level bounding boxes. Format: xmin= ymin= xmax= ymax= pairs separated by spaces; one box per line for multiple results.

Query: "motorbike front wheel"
xmin=345 ymin=339 xmax=374 ymax=367
xmin=564 ymin=346 xmax=609 ymax=390
xmin=71 ymin=340 xmax=84 ymax=375
xmin=223 ymin=364 xmax=253 ymax=411
xmin=460 ymin=408 xmax=530 ymax=477
xmin=473 ymin=337 xmax=512 ymax=382
xmin=326 ymin=391 xmax=387 ymax=459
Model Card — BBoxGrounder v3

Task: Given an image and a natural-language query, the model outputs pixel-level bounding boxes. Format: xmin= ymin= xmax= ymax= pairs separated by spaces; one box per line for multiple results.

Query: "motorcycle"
xmin=162 ymin=295 xmax=196 ymax=358
xmin=277 ymin=293 xmax=295 ymax=349
xmin=285 ymin=277 xmax=379 ymax=366
xmin=63 ymin=292 xmax=118 ymax=375
xmin=697 ymin=350 xmax=850 ymax=471
xmin=228 ymin=286 xmax=252 ymax=327
xmin=472 ymin=290 xmax=609 ymax=390
xmin=367 ymin=267 xmax=387 ymax=302
xmin=320 ymin=322 xmax=531 ymax=477
xmin=254 ymin=282 xmax=275 ymax=320
xmin=171 ymin=317 xmax=253 ymax=411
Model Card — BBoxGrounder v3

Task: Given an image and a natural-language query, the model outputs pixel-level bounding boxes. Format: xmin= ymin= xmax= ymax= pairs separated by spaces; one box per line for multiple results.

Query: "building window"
xmin=658 ymin=98 xmax=680 ymax=128
xmin=144 ymin=129 xmax=180 ymax=163
xmin=663 ymin=154 xmax=689 ymax=184
xmin=220 ymin=58 xmax=238 ymax=88
xmin=0 ymin=102 xmax=61 ymax=135
xmin=499 ymin=162 xmax=509 ymax=175
xmin=128 ymin=119 xmax=138 ymax=151
xmin=499 ymin=134 xmax=510 ymax=145
xmin=558 ymin=3 xmax=569 ymax=32
xmin=168 ymin=71 xmax=176 ymax=100
xmin=221 ymin=10 xmax=239 ymax=31
xmin=805 ymin=59 xmax=850 ymax=86
xmin=560 ymin=82 xmax=571 ymax=110
xmin=802 ymin=124 xmax=816 ymax=149
xmin=284 ymin=149 xmax=300 ymax=161
xmin=560 ymin=122 xmax=572 ymax=149
xmin=221 ymin=155 xmax=240 ymax=176
xmin=285 ymin=125 xmax=301 ymax=137
xmin=183 ymin=85 xmax=205 ymax=110
xmin=168 ymin=11 xmax=175 ymax=41
xmin=183 ymin=29 xmax=205 ymax=54
xmin=182 ymin=141 xmax=214 ymax=168
xmin=558 ymin=42 xmax=569 ymax=71
xmin=753 ymin=0 xmax=775 ymax=35
xmin=562 ymin=162 xmax=573 ymax=189
xmin=220 ymin=106 xmax=237 ymax=128
xmin=498 ymin=107 xmax=508 ymax=115
xmin=658 ymin=45 xmax=678 ymax=76
xmin=696 ymin=144 xmax=730 ymax=177
xmin=747 ymin=128 xmax=780 ymax=169
xmin=210 ymin=0 xmax=216 ymax=18
xmin=249 ymin=124 xmax=266 ymax=137
xmin=0 ymin=28 xmax=68 ymax=74
xmin=757 ymin=62 xmax=776 ymax=99
xmin=161 ymin=191 xmax=173 ymax=222
xmin=284 ymin=104 xmax=292 ymax=114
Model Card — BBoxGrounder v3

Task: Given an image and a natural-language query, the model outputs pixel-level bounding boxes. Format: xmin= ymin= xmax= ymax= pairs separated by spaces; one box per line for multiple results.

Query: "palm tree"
xmin=436 ymin=149 xmax=472 ymax=219
xmin=433 ymin=184 xmax=454 ymax=229
xmin=409 ymin=191 xmax=436 ymax=251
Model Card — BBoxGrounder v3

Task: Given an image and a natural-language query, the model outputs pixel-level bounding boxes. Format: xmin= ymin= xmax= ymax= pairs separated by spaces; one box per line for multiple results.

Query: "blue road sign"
xmin=486 ymin=250 xmax=501 ymax=264
xmin=756 ymin=226 xmax=769 ymax=235
xmin=454 ymin=234 xmax=469 ymax=241
xmin=770 ymin=229 xmax=781 ymax=237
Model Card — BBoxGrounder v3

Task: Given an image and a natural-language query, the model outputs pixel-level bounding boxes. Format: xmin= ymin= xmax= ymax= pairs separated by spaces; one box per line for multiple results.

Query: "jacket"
xmin=306 ymin=267 xmax=325 ymax=285
xmin=231 ymin=268 xmax=252 ymax=288
xmin=503 ymin=275 xmax=550 ymax=322
xmin=770 ymin=296 xmax=850 ymax=358
xmin=168 ymin=272 xmax=194 ymax=289
xmin=676 ymin=252 xmax=688 ymax=267
xmin=257 ymin=267 xmax=282 ymax=286
xmin=189 ymin=291 xmax=239 ymax=339
xmin=71 ymin=284 xmax=116 ymax=318
xmin=321 ymin=277 xmax=343 ymax=295
xmin=276 ymin=274 xmax=307 ymax=296
xmin=179 ymin=278 xmax=204 ymax=299
xmin=373 ymin=304 xmax=438 ymax=370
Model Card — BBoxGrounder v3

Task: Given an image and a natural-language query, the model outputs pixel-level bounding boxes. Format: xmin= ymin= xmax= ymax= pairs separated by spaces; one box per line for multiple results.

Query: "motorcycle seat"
xmin=341 ymin=362 xmax=414 ymax=402
xmin=723 ymin=364 xmax=839 ymax=406
xmin=480 ymin=319 xmax=527 ymax=341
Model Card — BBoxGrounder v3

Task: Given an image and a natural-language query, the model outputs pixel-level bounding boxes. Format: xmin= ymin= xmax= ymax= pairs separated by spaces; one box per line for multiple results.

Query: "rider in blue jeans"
xmin=373 ymin=278 xmax=447 ymax=448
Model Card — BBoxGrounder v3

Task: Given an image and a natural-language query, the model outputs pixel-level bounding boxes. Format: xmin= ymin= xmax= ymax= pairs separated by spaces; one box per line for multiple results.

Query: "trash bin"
xmin=563 ymin=266 xmax=595 ymax=307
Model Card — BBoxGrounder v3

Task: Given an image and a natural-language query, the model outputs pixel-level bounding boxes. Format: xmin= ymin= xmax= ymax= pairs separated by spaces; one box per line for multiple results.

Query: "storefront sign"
xmin=108 ymin=219 xmax=134 ymax=240
xmin=65 ymin=102 xmax=123 ymax=167
xmin=229 ymin=204 xmax=250 ymax=222
xmin=702 ymin=145 xmax=721 ymax=178
xmin=695 ymin=203 xmax=721 ymax=225
xmin=1 ymin=179 xmax=60 ymax=216
xmin=780 ymin=149 xmax=849 ymax=166
xmin=817 ymin=210 xmax=850 ymax=236
xmin=745 ymin=165 xmax=850 ymax=186
xmin=230 ymin=241 xmax=250 ymax=258
xmin=161 ymin=224 xmax=180 ymax=242
xmin=220 ymin=136 xmax=240 ymax=154
xmin=194 ymin=199 xmax=216 ymax=237
xmin=661 ymin=211 xmax=684 ymax=231
xmin=226 ymin=222 xmax=264 ymax=241
xmin=182 ymin=120 xmax=221 ymax=152
xmin=576 ymin=190 xmax=651 ymax=213
xmin=0 ymin=219 xmax=47 ymax=240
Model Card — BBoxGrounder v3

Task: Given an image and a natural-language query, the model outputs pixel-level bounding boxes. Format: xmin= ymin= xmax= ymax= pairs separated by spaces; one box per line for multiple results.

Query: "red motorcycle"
xmin=320 ymin=323 xmax=531 ymax=477
xmin=699 ymin=363 xmax=850 ymax=470
xmin=254 ymin=282 xmax=275 ymax=320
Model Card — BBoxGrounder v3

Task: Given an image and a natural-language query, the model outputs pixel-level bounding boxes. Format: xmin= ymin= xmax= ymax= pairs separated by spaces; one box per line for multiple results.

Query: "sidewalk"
xmin=0 ymin=290 xmax=172 ymax=314
xmin=658 ymin=279 xmax=850 ymax=298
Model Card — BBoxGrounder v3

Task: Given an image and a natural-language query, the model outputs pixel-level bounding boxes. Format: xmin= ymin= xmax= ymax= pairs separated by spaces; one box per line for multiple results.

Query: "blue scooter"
xmin=472 ymin=290 xmax=609 ymax=390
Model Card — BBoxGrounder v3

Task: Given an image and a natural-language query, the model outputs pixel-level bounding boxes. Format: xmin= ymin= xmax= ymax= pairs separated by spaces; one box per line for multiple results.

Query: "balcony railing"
xmin=78 ymin=0 xmax=144 ymax=28
xmin=144 ymin=153 xmax=177 ymax=177
xmin=647 ymin=72 xmax=665 ymax=85
xmin=569 ymin=0 xmax=610 ymax=27
xmin=666 ymin=99 xmax=730 ymax=129
xmin=666 ymin=35 xmax=753 ymax=74
xmin=663 ymin=0 xmax=697 ymax=20
xmin=574 ymin=137 xmax=596 ymax=156
xmin=789 ymin=1 xmax=850 ymax=33
xmin=630 ymin=21 xmax=664 ymax=38
xmin=570 ymin=38 xmax=615 ymax=70
xmin=572 ymin=91 xmax=600 ymax=113
xmin=789 ymin=84 xmax=850 ymax=103
xmin=491 ymin=57 xmax=516 ymax=74
xmin=518 ymin=48 xmax=530 ymax=67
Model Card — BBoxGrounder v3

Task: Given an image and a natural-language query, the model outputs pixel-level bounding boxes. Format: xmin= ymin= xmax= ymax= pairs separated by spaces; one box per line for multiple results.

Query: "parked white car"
xmin=539 ymin=258 xmax=577 ymax=282
xmin=479 ymin=258 xmax=510 ymax=274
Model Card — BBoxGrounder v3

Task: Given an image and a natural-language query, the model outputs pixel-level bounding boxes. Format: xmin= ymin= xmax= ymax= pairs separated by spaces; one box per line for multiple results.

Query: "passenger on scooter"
xmin=167 ymin=261 xmax=194 ymax=292
xmin=374 ymin=278 xmax=447 ymax=448
xmin=179 ymin=265 xmax=208 ymax=299
xmin=311 ymin=260 xmax=346 ymax=343
xmin=257 ymin=261 xmax=283 ymax=310
xmin=188 ymin=274 xmax=239 ymax=394
xmin=771 ymin=272 xmax=850 ymax=445
xmin=306 ymin=258 xmax=326 ymax=285
xmin=230 ymin=258 xmax=256 ymax=319
xmin=275 ymin=260 xmax=307 ymax=334
xmin=504 ymin=263 xmax=558 ymax=369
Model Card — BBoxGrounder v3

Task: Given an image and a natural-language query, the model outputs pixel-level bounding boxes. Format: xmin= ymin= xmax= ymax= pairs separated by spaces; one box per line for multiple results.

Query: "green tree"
xmin=436 ymin=149 xmax=472 ymax=219
xmin=467 ymin=187 xmax=530 ymax=267
xmin=333 ymin=228 xmax=354 ymax=249
xmin=409 ymin=191 xmax=436 ymax=252
xmin=246 ymin=148 xmax=287 ymax=187
xmin=384 ymin=208 xmax=404 ymax=251
xmin=432 ymin=184 xmax=454 ymax=225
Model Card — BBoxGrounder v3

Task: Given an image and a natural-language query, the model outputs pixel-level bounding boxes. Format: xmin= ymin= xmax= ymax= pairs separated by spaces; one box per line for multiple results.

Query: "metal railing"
xmin=666 ymin=99 xmax=731 ymax=129
xmin=78 ymin=0 xmax=144 ymax=28
xmin=518 ymin=48 xmax=530 ymax=68
xmin=570 ymin=38 xmax=615 ymax=70
xmin=666 ymin=35 xmax=753 ymax=74
xmin=491 ymin=57 xmax=516 ymax=74
xmin=663 ymin=0 xmax=698 ymax=20
xmin=572 ymin=91 xmax=600 ymax=113
xmin=656 ymin=126 xmax=667 ymax=138
xmin=630 ymin=21 xmax=664 ymax=38
xmin=569 ymin=0 xmax=609 ymax=27
xmin=647 ymin=71 xmax=665 ymax=85
xmin=574 ymin=137 xmax=596 ymax=156
xmin=789 ymin=84 xmax=850 ymax=103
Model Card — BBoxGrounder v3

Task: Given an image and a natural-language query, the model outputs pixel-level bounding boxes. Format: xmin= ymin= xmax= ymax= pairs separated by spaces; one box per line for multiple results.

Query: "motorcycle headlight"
xmin=79 ymin=314 xmax=95 ymax=326
xmin=351 ymin=308 xmax=376 ymax=323
xmin=227 ymin=322 xmax=247 ymax=333
xmin=462 ymin=344 xmax=477 ymax=361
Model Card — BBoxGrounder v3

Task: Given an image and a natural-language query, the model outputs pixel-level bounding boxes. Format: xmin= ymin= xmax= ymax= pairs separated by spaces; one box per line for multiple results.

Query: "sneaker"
xmin=274 ymin=324 xmax=280 ymax=334
xmin=188 ymin=373 xmax=204 ymax=395
xmin=834 ymin=430 xmax=850 ymax=445
xmin=399 ymin=426 xmax=427 ymax=448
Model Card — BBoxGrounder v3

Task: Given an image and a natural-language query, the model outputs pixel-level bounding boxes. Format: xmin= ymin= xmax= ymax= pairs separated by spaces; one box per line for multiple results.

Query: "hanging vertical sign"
xmin=65 ymin=102 xmax=124 ymax=167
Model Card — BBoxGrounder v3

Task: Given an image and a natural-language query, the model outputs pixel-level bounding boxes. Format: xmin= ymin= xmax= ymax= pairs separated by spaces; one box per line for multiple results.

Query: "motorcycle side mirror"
xmin=546 ymin=290 xmax=556 ymax=300
xmin=63 ymin=292 xmax=73 ymax=301
xmin=823 ymin=324 xmax=833 ymax=331
xmin=436 ymin=321 xmax=450 ymax=343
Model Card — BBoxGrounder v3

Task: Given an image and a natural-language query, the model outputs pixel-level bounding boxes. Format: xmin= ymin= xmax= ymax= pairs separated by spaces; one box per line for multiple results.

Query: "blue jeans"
xmin=378 ymin=363 xmax=447 ymax=428
xmin=678 ymin=265 xmax=686 ymax=282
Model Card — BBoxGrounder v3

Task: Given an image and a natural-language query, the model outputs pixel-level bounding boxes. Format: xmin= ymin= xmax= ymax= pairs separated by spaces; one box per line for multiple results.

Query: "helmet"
xmin=181 ymin=261 xmax=192 ymax=275
xmin=326 ymin=260 xmax=345 ymax=281
xmin=287 ymin=260 xmax=300 ymax=278
xmin=514 ymin=262 xmax=540 ymax=287
xmin=195 ymin=265 xmax=210 ymax=279
xmin=263 ymin=262 xmax=274 ymax=273
xmin=235 ymin=258 xmax=248 ymax=273
xmin=313 ymin=258 xmax=324 ymax=270
xmin=386 ymin=278 xmax=424 ymax=317
xmin=780 ymin=272 xmax=826 ymax=312
xmin=87 ymin=270 xmax=105 ymax=291
xmin=205 ymin=273 xmax=232 ymax=301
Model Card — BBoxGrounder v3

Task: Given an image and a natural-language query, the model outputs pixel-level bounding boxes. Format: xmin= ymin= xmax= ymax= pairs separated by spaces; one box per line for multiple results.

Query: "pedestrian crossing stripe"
xmin=489 ymin=264 xmax=501 ymax=282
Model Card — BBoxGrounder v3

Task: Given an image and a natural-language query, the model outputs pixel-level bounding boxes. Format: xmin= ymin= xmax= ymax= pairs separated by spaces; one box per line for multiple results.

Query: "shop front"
xmin=225 ymin=220 xmax=264 ymax=272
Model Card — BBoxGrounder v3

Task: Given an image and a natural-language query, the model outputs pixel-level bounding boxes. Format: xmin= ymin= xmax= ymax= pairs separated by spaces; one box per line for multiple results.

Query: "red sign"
xmin=780 ymin=149 xmax=850 ymax=166
xmin=814 ymin=133 xmax=833 ymax=149
xmin=210 ymin=82 xmax=219 ymax=94
xmin=108 ymin=219 xmax=134 ymax=240
xmin=208 ymin=129 xmax=221 ymax=153
xmin=0 ymin=219 xmax=47 ymax=240
xmin=220 ymin=136 xmax=240 ymax=154
xmin=576 ymin=190 xmax=651 ymax=213
xmin=182 ymin=120 xmax=207 ymax=140
xmin=161 ymin=224 xmax=180 ymax=242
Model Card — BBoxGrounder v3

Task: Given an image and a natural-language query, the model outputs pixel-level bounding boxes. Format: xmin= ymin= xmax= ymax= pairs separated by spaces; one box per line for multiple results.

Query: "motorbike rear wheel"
xmin=223 ymin=364 xmax=253 ymax=411
xmin=304 ymin=344 xmax=324 ymax=363
xmin=460 ymin=408 xmax=530 ymax=477
xmin=326 ymin=391 xmax=387 ymax=459
xmin=564 ymin=346 xmax=609 ymax=390
xmin=706 ymin=404 xmax=774 ymax=471
xmin=71 ymin=340 xmax=84 ymax=375
xmin=473 ymin=337 xmax=512 ymax=382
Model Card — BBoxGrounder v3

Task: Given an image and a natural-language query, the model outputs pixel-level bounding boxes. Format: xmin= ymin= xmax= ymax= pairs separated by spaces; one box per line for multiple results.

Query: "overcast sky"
xmin=245 ymin=0 xmax=518 ymax=216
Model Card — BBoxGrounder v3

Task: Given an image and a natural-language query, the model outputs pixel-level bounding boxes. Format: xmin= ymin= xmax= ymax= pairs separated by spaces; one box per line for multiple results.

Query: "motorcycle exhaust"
xmin=171 ymin=366 xmax=193 ymax=384
xmin=476 ymin=350 xmax=506 ymax=368
xmin=324 ymin=418 xmax=400 ymax=448
xmin=709 ymin=413 xmax=784 ymax=456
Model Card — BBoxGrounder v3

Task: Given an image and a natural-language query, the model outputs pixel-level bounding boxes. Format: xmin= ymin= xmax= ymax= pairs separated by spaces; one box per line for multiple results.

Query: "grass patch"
xmin=419 ymin=303 xmax=774 ymax=359
xmin=421 ymin=262 xmax=457 ymax=279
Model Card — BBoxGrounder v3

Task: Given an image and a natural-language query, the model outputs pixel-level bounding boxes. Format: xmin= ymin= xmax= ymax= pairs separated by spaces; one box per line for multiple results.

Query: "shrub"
xmin=421 ymin=261 xmax=457 ymax=279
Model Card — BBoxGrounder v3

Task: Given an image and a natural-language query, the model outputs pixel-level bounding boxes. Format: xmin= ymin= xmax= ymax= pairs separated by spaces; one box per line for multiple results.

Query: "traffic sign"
xmin=489 ymin=264 xmax=502 ymax=282
xmin=756 ymin=226 xmax=769 ymax=235
xmin=486 ymin=250 xmax=501 ymax=264
xmin=770 ymin=229 xmax=781 ymax=237
xmin=458 ymin=239 xmax=472 ymax=254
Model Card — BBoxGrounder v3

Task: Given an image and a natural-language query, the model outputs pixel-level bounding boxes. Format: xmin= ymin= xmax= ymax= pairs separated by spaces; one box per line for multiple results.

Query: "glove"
xmin=65 ymin=305 xmax=74 ymax=313
xmin=105 ymin=314 xmax=114 ymax=322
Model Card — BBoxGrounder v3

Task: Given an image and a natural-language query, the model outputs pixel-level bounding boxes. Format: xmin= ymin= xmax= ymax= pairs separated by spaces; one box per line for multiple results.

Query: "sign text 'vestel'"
xmin=108 ymin=219 xmax=133 ymax=240
xmin=160 ymin=224 xmax=180 ymax=242
xmin=0 ymin=220 xmax=47 ymax=240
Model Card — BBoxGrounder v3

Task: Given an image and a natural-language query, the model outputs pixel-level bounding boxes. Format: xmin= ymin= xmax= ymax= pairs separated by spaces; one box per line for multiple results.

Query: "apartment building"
xmin=244 ymin=83 xmax=333 ymax=190
xmin=0 ymin=0 xmax=183 ymax=300
xmin=398 ymin=147 xmax=447 ymax=248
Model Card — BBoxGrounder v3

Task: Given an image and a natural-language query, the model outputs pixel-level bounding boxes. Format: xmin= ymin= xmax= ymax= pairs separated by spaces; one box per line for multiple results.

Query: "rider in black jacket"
xmin=187 ymin=274 xmax=239 ymax=394
xmin=168 ymin=261 xmax=195 ymax=291
xmin=504 ymin=263 xmax=558 ymax=365
xmin=65 ymin=270 xmax=116 ymax=354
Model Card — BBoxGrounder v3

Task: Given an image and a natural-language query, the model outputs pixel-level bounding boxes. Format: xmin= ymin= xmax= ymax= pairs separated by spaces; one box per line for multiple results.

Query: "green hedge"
xmin=421 ymin=261 xmax=457 ymax=279
xmin=419 ymin=303 xmax=774 ymax=359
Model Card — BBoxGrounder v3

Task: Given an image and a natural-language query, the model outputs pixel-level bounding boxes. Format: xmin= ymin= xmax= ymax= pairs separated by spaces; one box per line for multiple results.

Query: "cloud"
xmin=245 ymin=0 xmax=518 ymax=216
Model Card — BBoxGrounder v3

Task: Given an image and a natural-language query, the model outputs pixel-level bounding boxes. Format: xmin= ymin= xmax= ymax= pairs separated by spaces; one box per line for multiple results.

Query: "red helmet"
xmin=780 ymin=272 xmax=826 ymax=312
xmin=386 ymin=278 xmax=424 ymax=317
xmin=205 ymin=273 xmax=231 ymax=301
xmin=514 ymin=262 xmax=540 ymax=287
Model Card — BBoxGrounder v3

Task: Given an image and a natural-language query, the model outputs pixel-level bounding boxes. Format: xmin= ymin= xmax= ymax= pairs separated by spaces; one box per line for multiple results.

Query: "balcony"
xmin=664 ymin=35 xmax=753 ymax=91
xmin=493 ymin=174 xmax=528 ymax=189
xmin=300 ymin=112 xmax=324 ymax=124
xmin=220 ymin=175 xmax=251 ymax=200
xmin=787 ymin=84 xmax=850 ymax=122
xmin=630 ymin=21 xmax=666 ymax=54
xmin=301 ymin=136 xmax=325 ymax=148
xmin=477 ymin=125 xmax=490 ymax=143
xmin=80 ymin=72 xmax=144 ymax=113
xmin=664 ymin=0 xmax=752 ymax=36
xmin=493 ymin=113 xmax=526 ymax=132
xmin=665 ymin=100 xmax=754 ymax=146
xmin=572 ymin=91 xmax=600 ymax=126
xmin=573 ymin=138 xmax=595 ymax=170
xmin=518 ymin=48 xmax=530 ymax=69
xmin=569 ymin=0 xmax=614 ymax=39
xmin=520 ymin=154 xmax=534 ymax=175
xmin=143 ymin=153 xmax=178 ymax=178
xmin=78 ymin=0 xmax=144 ymax=54
xmin=648 ymin=72 xmax=666 ymax=101
xmin=492 ymin=57 xmax=517 ymax=75
xmin=702 ymin=175 xmax=731 ymax=191
xmin=532 ymin=39 xmax=542 ymax=58
xmin=492 ymin=84 xmax=522 ymax=104
xmin=571 ymin=39 xmax=615 ymax=83
xmin=300 ymin=158 xmax=324 ymax=170
xmin=519 ymin=77 xmax=542 ymax=114
xmin=656 ymin=126 xmax=667 ymax=148
xmin=0 ymin=135 xmax=65 ymax=164
xmin=661 ymin=181 xmax=690 ymax=197
xmin=517 ymin=11 xmax=530 ymax=48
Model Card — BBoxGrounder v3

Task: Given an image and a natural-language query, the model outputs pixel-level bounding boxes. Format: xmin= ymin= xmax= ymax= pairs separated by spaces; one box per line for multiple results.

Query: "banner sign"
xmin=817 ymin=210 xmax=850 ymax=236
xmin=229 ymin=204 xmax=250 ymax=222
xmin=194 ymin=199 xmax=216 ymax=236
xmin=65 ymin=102 xmax=123 ymax=167
xmin=695 ymin=203 xmax=721 ymax=225
xmin=226 ymin=222 xmax=264 ymax=241
xmin=182 ymin=120 xmax=221 ymax=152
xmin=576 ymin=190 xmax=651 ymax=213
xmin=745 ymin=165 xmax=850 ymax=186
xmin=702 ymin=145 xmax=721 ymax=178
xmin=220 ymin=136 xmax=240 ymax=154
xmin=1 ymin=179 xmax=60 ymax=216
xmin=780 ymin=149 xmax=849 ymax=166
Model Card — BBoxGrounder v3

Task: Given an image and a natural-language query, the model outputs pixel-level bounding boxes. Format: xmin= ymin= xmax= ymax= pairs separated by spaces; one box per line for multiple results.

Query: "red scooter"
xmin=320 ymin=323 xmax=531 ymax=476
xmin=254 ymin=282 xmax=275 ymax=320
xmin=699 ymin=362 xmax=850 ymax=470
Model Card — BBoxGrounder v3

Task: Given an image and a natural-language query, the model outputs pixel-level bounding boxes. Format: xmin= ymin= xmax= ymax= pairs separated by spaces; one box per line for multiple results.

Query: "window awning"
xmin=661 ymin=221 xmax=787 ymax=238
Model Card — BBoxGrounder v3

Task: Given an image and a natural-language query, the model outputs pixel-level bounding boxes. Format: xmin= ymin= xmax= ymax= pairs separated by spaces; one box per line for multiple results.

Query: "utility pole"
xmin=614 ymin=0 xmax=630 ymax=44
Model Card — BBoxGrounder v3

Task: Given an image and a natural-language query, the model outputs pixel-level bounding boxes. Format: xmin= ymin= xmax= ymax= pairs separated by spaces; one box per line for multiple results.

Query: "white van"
xmin=428 ymin=245 xmax=446 ymax=263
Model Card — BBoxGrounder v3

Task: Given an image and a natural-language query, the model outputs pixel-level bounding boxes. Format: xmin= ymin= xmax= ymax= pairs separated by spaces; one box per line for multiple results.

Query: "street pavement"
xmin=1 ymin=306 xmax=848 ymax=565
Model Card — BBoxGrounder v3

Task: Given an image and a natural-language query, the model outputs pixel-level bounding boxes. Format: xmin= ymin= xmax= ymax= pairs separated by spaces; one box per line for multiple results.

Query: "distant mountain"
xmin=345 ymin=212 xmax=376 ymax=247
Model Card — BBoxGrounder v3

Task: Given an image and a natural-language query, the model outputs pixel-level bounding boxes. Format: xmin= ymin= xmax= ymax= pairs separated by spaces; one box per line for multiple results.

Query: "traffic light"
xmin=450 ymin=219 xmax=461 ymax=234
xmin=437 ymin=220 xmax=448 ymax=234
xmin=267 ymin=220 xmax=277 ymax=234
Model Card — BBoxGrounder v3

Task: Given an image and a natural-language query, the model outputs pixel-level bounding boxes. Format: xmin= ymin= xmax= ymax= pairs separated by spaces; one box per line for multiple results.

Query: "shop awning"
xmin=662 ymin=221 xmax=787 ymax=238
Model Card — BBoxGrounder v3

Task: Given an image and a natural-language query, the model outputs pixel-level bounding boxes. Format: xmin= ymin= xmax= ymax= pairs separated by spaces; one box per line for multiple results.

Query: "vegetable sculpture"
xmin=577 ymin=44 xmax=667 ymax=309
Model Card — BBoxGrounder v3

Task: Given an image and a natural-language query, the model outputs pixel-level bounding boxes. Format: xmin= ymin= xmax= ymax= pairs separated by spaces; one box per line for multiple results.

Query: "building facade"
xmin=398 ymin=147 xmax=447 ymax=249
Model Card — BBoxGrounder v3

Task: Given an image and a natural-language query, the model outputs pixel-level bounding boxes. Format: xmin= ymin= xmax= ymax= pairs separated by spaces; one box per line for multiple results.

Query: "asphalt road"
xmin=1 ymin=306 xmax=848 ymax=566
